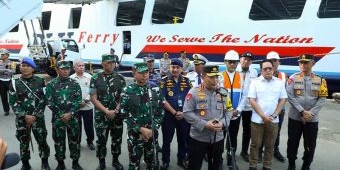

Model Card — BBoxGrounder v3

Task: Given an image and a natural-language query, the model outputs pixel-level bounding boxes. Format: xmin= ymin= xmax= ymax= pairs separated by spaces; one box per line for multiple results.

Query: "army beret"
xmin=133 ymin=62 xmax=148 ymax=73
xmin=102 ymin=54 xmax=116 ymax=62
xmin=57 ymin=61 xmax=71 ymax=69
xmin=21 ymin=57 xmax=36 ymax=69
xmin=171 ymin=58 xmax=183 ymax=67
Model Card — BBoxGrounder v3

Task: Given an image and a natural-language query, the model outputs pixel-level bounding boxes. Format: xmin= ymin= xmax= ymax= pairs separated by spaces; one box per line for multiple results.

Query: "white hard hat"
xmin=267 ymin=51 xmax=280 ymax=60
xmin=224 ymin=50 xmax=239 ymax=61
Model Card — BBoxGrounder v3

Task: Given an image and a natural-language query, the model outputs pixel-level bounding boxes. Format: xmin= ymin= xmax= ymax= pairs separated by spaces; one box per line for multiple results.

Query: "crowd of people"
xmin=0 ymin=47 xmax=328 ymax=170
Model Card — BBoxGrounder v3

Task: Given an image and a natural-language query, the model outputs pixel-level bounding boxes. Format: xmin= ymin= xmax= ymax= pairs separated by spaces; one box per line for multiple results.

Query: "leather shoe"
xmin=240 ymin=151 xmax=249 ymax=162
xmin=287 ymin=164 xmax=296 ymax=170
xmin=72 ymin=161 xmax=83 ymax=170
xmin=161 ymin=163 xmax=169 ymax=170
xmin=177 ymin=160 xmax=188 ymax=169
xmin=4 ymin=111 xmax=9 ymax=116
xmin=249 ymin=167 xmax=257 ymax=170
xmin=87 ymin=142 xmax=95 ymax=150
xmin=112 ymin=159 xmax=124 ymax=170
xmin=274 ymin=150 xmax=286 ymax=162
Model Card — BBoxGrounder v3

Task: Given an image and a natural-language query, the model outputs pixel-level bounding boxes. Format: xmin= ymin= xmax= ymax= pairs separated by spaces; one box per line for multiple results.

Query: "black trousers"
xmin=188 ymin=137 xmax=224 ymax=170
xmin=287 ymin=118 xmax=318 ymax=166
xmin=241 ymin=110 xmax=252 ymax=153
xmin=77 ymin=109 xmax=95 ymax=144
xmin=0 ymin=80 xmax=10 ymax=112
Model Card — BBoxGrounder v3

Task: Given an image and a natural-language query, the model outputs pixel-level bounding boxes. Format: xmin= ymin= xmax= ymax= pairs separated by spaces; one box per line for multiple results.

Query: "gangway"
xmin=0 ymin=0 xmax=43 ymax=38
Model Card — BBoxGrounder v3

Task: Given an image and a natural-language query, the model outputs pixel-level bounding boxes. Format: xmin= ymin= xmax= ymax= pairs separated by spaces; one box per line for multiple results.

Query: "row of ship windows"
xmin=9 ymin=0 xmax=340 ymax=32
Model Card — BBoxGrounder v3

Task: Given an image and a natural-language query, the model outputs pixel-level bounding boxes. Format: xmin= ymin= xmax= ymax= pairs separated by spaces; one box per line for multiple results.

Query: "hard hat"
xmin=224 ymin=50 xmax=239 ymax=61
xmin=267 ymin=51 xmax=280 ymax=60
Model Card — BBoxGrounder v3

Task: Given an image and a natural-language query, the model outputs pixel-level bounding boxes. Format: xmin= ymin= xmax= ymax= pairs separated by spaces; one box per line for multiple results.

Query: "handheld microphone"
xmin=2 ymin=153 xmax=20 ymax=169
xmin=215 ymin=87 xmax=228 ymax=97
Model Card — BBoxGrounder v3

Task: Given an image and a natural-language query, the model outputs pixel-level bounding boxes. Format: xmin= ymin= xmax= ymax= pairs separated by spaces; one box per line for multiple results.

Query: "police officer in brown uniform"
xmin=183 ymin=65 xmax=232 ymax=170
xmin=286 ymin=54 xmax=328 ymax=170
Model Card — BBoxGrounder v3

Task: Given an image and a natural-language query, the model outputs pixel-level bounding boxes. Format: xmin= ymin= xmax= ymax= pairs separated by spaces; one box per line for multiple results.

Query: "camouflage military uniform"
xmin=9 ymin=75 xmax=50 ymax=162
xmin=45 ymin=76 xmax=82 ymax=161
xmin=89 ymin=71 xmax=126 ymax=159
xmin=121 ymin=83 xmax=164 ymax=170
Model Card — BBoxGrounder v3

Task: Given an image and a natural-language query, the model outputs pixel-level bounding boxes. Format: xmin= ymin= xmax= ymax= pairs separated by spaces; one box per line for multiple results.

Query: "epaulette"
xmin=312 ymin=73 xmax=323 ymax=78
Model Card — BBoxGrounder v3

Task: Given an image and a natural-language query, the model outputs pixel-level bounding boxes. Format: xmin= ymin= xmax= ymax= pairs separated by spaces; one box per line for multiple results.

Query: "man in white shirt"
xmin=186 ymin=53 xmax=208 ymax=87
xmin=237 ymin=52 xmax=258 ymax=162
xmin=70 ymin=59 xmax=95 ymax=150
xmin=247 ymin=60 xmax=287 ymax=170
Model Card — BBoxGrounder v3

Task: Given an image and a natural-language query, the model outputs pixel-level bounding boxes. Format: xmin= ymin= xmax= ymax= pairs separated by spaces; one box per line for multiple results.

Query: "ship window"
xmin=9 ymin=24 xmax=19 ymax=32
xmin=318 ymin=0 xmax=340 ymax=18
xmin=42 ymin=11 xmax=51 ymax=30
xmin=249 ymin=0 xmax=306 ymax=20
xmin=152 ymin=0 xmax=189 ymax=24
xmin=123 ymin=31 xmax=131 ymax=54
xmin=69 ymin=7 xmax=82 ymax=28
xmin=116 ymin=0 xmax=145 ymax=26
xmin=62 ymin=39 xmax=79 ymax=53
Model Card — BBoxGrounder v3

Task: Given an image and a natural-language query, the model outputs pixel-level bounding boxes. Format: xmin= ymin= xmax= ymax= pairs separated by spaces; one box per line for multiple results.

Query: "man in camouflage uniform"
xmin=120 ymin=62 xmax=164 ymax=170
xmin=90 ymin=54 xmax=126 ymax=170
xmin=46 ymin=61 xmax=83 ymax=170
xmin=9 ymin=58 xmax=50 ymax=170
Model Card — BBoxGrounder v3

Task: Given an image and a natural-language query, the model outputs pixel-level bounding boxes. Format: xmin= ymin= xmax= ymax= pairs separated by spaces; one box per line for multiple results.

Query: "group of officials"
xmin=0 ymin=47 xmax=328 ymax=170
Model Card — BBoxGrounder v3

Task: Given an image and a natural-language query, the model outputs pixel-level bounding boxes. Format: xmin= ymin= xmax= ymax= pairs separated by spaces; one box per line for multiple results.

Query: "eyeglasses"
xmin=262 ymin=67 xmax=273 ymax=71
xmin=225 ymin=60 xmax=238 ymax=64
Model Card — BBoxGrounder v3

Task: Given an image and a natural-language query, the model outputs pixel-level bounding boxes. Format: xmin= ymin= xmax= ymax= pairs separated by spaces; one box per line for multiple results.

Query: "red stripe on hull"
xmin=141 ymin=45 xmax=334 ymax=58
xmin=0 ymin=44 xmax=23 ymax=50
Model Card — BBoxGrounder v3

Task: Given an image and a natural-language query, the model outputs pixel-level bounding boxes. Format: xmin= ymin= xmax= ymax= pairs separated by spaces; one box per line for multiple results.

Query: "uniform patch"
xmin=186 ymin=93 xmax=192 ymax=101
xmin=199 ymin=110 xmax=206 ymax=117
xmin=287 ymin=78 xmax=293 ymax=85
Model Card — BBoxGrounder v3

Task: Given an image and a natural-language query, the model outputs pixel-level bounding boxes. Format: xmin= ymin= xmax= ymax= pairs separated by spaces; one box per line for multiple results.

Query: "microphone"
xmin=215 ymin=87 xmax=228 ymax=97
xmin=2 ymin=153 xmax=20 ymax=169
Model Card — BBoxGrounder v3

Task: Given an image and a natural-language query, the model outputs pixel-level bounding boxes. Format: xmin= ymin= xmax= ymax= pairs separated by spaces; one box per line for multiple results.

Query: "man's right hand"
xmin=105 ymin=109 xmax=116 ymax=119
xmin=302 ymin=110 xmax=315 ymax=122
xmin=205 ymin=120 xmax=223 ymax=132
xmin=262 ymin=115 xmax=273 ymax=124
xmin=24 ymin=115 xmax=36 ymax=126
xmin=140 ymin=127 xmax=152 ymax=142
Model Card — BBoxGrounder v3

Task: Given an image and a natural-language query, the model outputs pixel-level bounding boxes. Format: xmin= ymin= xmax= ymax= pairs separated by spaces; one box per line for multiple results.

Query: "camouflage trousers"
xmin=52 ymin=116 xmax=80 ymax=161
xmin=127 ymin=129 xmax=159 ymax=170
xmin=15 ymin=116 xmax=50 ymax=161
xmin=95 ymin=113 xmax=123 ymax=159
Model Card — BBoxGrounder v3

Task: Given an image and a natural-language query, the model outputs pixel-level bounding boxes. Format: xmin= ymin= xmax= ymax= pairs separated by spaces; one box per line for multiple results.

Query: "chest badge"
xmin=168 ymin=91 xmax=174 ymax=96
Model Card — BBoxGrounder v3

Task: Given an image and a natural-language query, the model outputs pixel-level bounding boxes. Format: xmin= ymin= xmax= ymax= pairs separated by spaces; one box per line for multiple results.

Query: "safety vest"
xmin=221 ymin=71 xmax=242 ymax=109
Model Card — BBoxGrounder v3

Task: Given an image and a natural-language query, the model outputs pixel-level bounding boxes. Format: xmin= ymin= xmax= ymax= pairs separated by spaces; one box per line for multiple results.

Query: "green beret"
xmin=133 ymin=62 xmax=148 ymax=73
xmin=102 ymin=54 xmax=116 ymax=62
xmin=57 ymin=61 xmax=71 ymax=69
